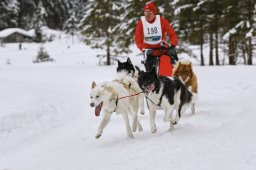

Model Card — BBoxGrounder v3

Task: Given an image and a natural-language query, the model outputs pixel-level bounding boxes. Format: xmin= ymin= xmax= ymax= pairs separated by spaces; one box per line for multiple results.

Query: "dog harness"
xmin=108 ymin=95 xmax=119 ymax=113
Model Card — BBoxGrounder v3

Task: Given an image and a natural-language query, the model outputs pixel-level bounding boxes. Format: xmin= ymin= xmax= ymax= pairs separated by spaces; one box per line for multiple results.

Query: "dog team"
xmin=90 ymin=58 xmax=198 ymax=139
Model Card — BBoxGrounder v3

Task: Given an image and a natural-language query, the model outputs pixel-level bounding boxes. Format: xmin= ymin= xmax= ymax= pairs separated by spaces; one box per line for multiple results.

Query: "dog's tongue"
xmin=95 ymin=102 xmax=103 ymax=116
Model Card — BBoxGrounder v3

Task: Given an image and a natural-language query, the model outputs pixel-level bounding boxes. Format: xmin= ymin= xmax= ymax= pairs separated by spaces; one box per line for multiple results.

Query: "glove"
xmin=167 ymin=46 xmax=178 ymax=61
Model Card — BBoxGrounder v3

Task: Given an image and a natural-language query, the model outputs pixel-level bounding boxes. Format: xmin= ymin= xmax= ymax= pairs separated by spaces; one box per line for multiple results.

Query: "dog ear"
xmin=188 ymin=62 xmax=193 ymax=70
xmin=176 ymin=61 xmax=180 ymax=68
xmin=177 ymin=62 xmax=182 ymax=71
xmin=189 ymin=62 xmax=192 ymax=67
xmin=117 ymin=60 xmax=121 ymax=65
xmin=138 ymin=70 xmax=144 ymax=76
xmin=127 ymin=57 xmax=132 ymax=64
xmin=91 ymin=81 xmax=96 ymax=89
xmin=151 ymin=66 xmax=157 ymax=77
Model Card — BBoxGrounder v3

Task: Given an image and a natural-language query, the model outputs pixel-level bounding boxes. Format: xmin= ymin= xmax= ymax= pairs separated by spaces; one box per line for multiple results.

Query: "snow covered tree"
xmin=64 ymin=13 xmax=78 ymax=43
xmin=118 ymin=0 xmax=147 ymax=50
xmin=174 ymin=0 xmax=207 ymax=65
xmin=33 ymin=1 xmax=45 ymax=42
xmin=158 ymin=0 xmax=176 ymax=23
xmin=0 ymin=0 xmax=19 ymax=30
xmin=16 ymin=0 xmax=37 ymax=29
xmin=222 ymin=0 xmax=256 ymax=65
xmin=40 ymin=0 xmax=69 ymax=29
xmin=66 ymin=0 xmax=88 ymax=23
xmin=79 ymin=0 xmax=124 ymax=65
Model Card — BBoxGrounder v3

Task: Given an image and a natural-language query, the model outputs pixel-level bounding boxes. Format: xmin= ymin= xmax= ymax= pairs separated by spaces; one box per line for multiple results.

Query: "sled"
xmin=158 ymin=54 xmax=172 ymax=76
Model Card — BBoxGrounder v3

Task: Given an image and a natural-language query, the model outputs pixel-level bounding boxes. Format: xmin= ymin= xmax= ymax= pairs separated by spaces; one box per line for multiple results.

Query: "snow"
xmin=0 ymin=28 xmax=34 ymax=38
xmin=174 ymin=4 xmax=194 ymax=15
xmin=246 ymin=28 xmax=255 ymax=38
xmin=27 ymin=26 xmax=64 ymax=41
xmin=1 ymin=37 xmax=256 ymax=170
xmin=223 ymin=21 xmax=246 ymax=41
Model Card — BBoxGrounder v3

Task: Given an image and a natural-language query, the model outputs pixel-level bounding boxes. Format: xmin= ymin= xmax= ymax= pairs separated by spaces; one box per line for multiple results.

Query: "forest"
xmin=0 ymin=0 xmax=255 ymax=65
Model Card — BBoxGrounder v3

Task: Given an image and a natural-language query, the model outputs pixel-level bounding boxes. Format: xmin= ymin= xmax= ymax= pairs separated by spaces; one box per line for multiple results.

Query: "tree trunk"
xmin=106 ymin=44 xmax=110 ymax=65
xmin=247 ymin=37 xmax=253 ymax=65
xmin=215 ymin=32 xmax=220 ymax=65
xmin=200 ymin=30 xmax=205 ymax=66
xmin=228 ymin=36 xmax=236 ymax=65
xmin=209 ymin=32 xmax=214 ymax=65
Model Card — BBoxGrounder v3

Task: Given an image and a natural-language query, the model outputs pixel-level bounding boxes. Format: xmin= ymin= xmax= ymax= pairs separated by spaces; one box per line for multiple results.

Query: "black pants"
xmin=144 ymin=54 xmax=176 ymax=72
xmin=144 ymin=54 xmax=159 ymax=72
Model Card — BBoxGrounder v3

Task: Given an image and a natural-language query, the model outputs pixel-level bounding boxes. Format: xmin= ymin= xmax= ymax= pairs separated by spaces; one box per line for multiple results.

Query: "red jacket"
xmin=135 ymin=16 xmax=178 ymax=51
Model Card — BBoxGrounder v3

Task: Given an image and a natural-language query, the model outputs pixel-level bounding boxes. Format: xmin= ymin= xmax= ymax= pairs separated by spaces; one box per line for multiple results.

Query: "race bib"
xmin=141 ymin=15 xmax=162 ymax=45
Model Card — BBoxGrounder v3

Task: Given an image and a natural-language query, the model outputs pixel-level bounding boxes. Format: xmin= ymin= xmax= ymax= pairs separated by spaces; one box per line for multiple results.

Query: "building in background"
xmin=0 ymin=28 xmax=34 ymax=43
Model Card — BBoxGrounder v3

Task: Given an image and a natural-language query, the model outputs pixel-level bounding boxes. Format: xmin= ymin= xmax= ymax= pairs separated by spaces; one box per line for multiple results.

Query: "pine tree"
xmin=222 ymin=0 xmax=250 ymax=65
xmin=158 ymin=0 xmax=175 ymax=23
xmin=16 ymin=0 xmax=37 ymax=29
xmin=241 ymin=0 xmax=255 ymax=65
xmin=41 ymin=0 xmax=69 ymax=29
xmin=80 ymin=0 xmax=124 ymax=65
xmin=0 ymin=0 xmax=19 ymax=30
xmin=33 ymin=1 xmax=45 ymax=42
xmin=64 ymin=13 xmax=78 ymax=43
xmin=118 ymin=0 xmax=147 ymax=49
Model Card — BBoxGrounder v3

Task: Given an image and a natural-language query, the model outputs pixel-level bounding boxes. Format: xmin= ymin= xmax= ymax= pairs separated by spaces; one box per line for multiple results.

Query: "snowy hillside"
xmin=1 ymin=38 xmax=256 ymax=170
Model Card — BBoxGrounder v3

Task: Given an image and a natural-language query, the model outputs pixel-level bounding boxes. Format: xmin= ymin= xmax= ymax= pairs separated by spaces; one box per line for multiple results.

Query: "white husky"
xmin=90 ymin=81 xmax=142 ymax=139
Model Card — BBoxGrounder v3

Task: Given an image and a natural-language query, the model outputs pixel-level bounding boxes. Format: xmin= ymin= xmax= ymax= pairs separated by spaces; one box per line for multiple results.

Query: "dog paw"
xmin=128 ymin=134 xmax=134 ymax=139
xmin=172 ymin=120 xmax=178 ymax=125
xmin=132 ymin=122 xmax=138 ymax=132
xmin=95 ymin=134 xmax=101 ymax=139
xmin=151 ymin=126 xmax=157 ymax=133
xmin=151 ymin=128 xmax=157 ymax=133
xmin=191 ymin=105 xmax=196 ymax=115
xmin=132 ymin=126 xmax=137 ymax=132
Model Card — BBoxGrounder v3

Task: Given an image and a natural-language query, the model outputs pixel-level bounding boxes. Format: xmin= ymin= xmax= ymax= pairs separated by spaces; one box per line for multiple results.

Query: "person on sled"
xmin=135 ymin=1 xmax=178 ymax=76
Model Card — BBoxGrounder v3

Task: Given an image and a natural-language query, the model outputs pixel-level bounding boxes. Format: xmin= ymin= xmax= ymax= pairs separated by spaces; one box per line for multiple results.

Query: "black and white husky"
xmin=138 ymin=67 xmax=197 ymax=133
xmin=116 ymin=58 xmax=145 ymax=112
xmin=116 ymin=58 xmax=146 ymax=132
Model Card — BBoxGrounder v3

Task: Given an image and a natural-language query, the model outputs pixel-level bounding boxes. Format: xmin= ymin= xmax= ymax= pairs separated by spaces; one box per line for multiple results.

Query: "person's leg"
xmin=145 ymin=55 xmax=157 ymax=71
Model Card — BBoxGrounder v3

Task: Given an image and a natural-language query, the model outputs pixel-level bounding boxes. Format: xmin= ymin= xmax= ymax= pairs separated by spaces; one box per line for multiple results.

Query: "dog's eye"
xmin=96 ymin=95 xmax=99 ymax=98
xmin=90 ymin=96 xmax=92 ymax=99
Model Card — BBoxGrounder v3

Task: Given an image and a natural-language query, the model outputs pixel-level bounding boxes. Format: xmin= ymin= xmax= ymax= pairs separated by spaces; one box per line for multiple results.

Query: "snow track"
xmin=1 ymin=42 xmax=256 ymax=170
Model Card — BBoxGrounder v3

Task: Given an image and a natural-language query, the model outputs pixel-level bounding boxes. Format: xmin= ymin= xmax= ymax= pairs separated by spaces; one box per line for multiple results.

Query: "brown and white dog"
xmin=173 ymin=60 xmax=198 ymax=114
xmin=173 ymin=60 xmax=198 ymax=93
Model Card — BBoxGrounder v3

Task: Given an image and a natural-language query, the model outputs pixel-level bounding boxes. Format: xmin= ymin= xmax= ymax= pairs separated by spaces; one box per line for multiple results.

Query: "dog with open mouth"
xmin=138 ymin=67 xmax=197 ymax=133
xmin=90 ymin=81 xmax=141 ymax=139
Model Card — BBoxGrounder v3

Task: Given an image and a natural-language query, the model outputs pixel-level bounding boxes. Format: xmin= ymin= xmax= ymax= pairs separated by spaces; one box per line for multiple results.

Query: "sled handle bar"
xmin=142 ymin=46 xmax=169 ymax=60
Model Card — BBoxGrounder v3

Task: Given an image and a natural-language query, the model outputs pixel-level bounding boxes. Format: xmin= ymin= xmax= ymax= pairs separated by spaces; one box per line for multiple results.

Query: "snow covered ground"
xmin=1 ymin=37 xmax=256 ymax=170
